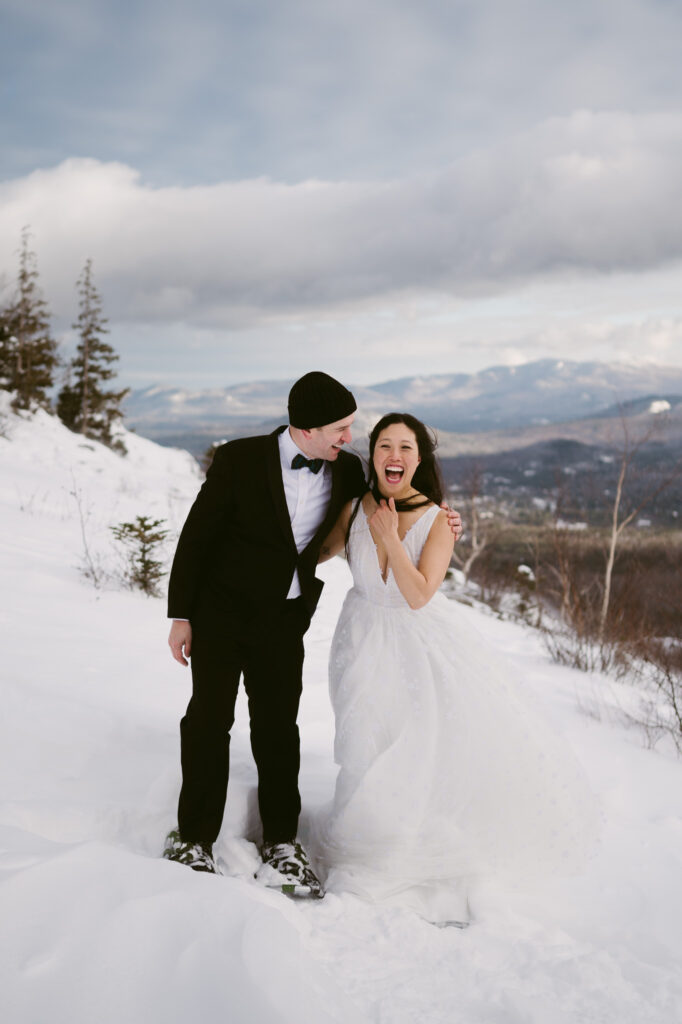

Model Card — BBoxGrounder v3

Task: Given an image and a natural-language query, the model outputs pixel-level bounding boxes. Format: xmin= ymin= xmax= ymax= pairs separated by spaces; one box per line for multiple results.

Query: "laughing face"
xmin=300 ymin=414 xmax=355 ymax=462
xmin=372 ymin=422 xmax=421 ymax=499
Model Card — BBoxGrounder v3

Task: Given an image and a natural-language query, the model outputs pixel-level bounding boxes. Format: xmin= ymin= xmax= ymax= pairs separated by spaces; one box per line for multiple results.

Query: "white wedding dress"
xmin=317 ymin=501 xmax=598 ymax=924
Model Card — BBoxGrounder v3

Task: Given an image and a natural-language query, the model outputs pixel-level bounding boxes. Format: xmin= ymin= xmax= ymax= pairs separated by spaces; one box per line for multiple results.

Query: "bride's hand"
xmin=370 ymin=497 xmax=399 ymax=542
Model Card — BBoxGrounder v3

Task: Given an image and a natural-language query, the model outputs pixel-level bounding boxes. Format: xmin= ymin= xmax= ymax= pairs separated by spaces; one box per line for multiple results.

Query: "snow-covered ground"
xmin=1 ymin=394 xmax=681 ymax=1024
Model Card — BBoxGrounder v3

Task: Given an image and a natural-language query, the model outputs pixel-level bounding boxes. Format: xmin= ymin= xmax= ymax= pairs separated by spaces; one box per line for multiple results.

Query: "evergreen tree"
xmin=55 ymin=364 xmax=81 ymax=432
xmin=57 ymin=259 xmax=129 ymax=452
xmin=0 ymin=311 xmax=13 ymax=391
xmin=3 ymin=227 xmax=58 ymax=411
xmin=110 ymin=515 xmax=169 ymax=596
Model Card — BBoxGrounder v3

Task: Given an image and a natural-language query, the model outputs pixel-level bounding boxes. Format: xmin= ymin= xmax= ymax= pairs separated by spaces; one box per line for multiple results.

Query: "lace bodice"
xmin=347 ymin=500 xmax=442 ymax=608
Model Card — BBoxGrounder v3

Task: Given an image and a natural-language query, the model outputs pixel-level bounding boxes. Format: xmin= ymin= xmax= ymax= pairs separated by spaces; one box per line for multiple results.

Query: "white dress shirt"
xmin=278 ymin=428 xmax=332 ymax=599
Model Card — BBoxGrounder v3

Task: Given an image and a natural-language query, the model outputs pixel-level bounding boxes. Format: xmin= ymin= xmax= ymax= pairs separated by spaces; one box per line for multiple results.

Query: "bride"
xmin=316 ymin=413 xmax=598 ymax=926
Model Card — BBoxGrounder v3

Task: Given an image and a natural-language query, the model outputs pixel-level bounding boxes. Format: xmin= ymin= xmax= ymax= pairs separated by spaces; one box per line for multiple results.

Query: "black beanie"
xmin=288 ymin=371 xmax=357 ymax=429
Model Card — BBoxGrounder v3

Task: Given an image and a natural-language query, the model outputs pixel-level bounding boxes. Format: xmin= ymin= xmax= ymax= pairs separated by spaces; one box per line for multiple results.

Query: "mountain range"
xmin=123 ymin=358 xmax=682 ymax=459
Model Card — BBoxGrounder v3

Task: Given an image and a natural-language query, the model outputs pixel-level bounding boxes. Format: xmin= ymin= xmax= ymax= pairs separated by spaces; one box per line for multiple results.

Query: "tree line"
xmin=0 ymin=227 xmax=128 ymax=452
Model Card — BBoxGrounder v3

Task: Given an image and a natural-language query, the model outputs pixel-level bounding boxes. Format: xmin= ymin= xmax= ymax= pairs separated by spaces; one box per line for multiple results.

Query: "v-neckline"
xmin=360 ymin=500 xmax=435 ymax=586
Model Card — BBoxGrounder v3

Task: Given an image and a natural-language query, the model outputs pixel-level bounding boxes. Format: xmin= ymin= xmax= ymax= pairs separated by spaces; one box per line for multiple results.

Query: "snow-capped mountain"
xmin=370 ymin=359 xmax=682 ymax=431
xmin=123 ymin=360 xmax=682 ymax=451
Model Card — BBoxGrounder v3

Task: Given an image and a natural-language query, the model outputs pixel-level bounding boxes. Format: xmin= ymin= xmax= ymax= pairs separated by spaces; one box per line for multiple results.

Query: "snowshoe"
xmin=162 ymin=828 xmax=218 ymax=874
xmin=256 ymin=840 xmax=324 ymax=899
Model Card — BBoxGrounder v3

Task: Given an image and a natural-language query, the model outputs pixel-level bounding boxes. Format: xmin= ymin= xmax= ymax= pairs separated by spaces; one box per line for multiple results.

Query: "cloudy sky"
xmin=1 ymin=0 xmax=682 ymax=390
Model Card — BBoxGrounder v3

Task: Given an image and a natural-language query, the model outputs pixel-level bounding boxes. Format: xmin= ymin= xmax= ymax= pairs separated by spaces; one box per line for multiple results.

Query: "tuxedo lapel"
xmin=266 ymin=427 xmax=298 ymax=552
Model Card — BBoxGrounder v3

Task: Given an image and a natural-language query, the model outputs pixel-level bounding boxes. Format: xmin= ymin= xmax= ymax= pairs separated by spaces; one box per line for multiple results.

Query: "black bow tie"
xmin=291 ymin=454 xmax=324 ymax=474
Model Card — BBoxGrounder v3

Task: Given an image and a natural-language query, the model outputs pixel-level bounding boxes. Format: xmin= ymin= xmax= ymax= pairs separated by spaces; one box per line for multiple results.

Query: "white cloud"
xmin=2 ymin=109 xmax=682 ymax=332
xmin=2 ymin=106 xmax=682 ymax=388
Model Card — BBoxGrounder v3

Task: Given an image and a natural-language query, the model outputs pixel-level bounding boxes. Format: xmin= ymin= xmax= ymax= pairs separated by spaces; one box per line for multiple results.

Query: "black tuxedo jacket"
xmin=167 ymin=426 xmax=366 ymax=621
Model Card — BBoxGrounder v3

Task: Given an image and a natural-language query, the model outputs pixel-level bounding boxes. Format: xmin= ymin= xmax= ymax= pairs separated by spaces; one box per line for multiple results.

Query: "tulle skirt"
xmin=315 ymin=588 xmax=599 ymax=921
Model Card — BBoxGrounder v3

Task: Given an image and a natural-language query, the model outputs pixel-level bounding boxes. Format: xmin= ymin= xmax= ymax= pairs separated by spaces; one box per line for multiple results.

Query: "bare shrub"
xmin=70 ymin=473 xmax=108 ymax=588
xmin=450 ymin=464 xmax=502 ymax=588
xmin=620 ymin=650 xmax=682 ymax=754
xmin=541 ymin=623 xmax=605 ymax=674
xmin=598 ymin=408 xmax=681 ymax=642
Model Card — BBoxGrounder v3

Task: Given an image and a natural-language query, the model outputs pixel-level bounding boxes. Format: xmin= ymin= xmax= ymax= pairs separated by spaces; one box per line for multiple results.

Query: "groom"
xmin=164 ymin=371 xmax=366 ymax=893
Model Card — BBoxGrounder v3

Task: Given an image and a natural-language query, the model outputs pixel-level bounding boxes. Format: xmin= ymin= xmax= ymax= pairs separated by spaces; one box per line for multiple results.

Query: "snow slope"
xmin=1 ymin=395 xmax=681 ymax=1024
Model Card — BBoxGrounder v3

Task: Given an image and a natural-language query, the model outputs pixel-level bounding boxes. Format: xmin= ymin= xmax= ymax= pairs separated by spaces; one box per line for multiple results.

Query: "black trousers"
xmin=177 ymin=597 xmax=310 ymax=845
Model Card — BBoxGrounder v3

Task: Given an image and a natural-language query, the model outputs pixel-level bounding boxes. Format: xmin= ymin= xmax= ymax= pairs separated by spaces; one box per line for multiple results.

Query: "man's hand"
xmin=440 ymin=503 xmax=463 ymax=542
xmin=169 ymin=620 xmax=192 ymax=666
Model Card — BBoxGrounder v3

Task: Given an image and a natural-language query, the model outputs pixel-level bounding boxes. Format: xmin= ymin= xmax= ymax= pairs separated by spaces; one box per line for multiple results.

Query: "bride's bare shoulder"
xmin=411 ymin=493 xmax=437 ymax=515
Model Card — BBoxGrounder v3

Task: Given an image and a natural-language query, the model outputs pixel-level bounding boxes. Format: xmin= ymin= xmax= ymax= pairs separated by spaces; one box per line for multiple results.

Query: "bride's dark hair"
xmin=345 ymin=412 xmax=445 ymax=557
